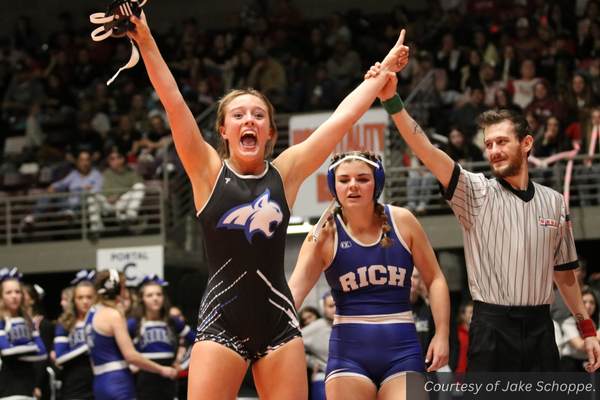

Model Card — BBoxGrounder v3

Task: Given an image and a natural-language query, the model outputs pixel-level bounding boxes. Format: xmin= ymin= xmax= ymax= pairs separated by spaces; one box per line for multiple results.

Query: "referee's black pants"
xmin=466 ymin=301 xmax=560 ymax=372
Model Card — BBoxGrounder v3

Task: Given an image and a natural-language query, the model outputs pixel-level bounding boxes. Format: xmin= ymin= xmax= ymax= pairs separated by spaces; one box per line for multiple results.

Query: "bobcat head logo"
xmin=217 ymin=189 xmax=283 ymax=243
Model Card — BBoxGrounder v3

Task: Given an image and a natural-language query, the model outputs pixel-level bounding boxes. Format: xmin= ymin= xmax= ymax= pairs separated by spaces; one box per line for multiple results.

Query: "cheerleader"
xmin=54 ymin=270 xmax=96 ymax=400
xmin=0 ymin=268 xmax=47 ymax=400
xmin=127 ymin=275 xmax=195 ymax=400
xmin=85 ymin=270 xmax=177 ymax=400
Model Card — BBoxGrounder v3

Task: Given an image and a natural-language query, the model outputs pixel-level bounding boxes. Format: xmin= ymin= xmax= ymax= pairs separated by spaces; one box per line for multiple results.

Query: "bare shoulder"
xmin=97 ymin=306 xmax=123 ymax=322
xmin=389 ymin=205 xmax=418 ymax=225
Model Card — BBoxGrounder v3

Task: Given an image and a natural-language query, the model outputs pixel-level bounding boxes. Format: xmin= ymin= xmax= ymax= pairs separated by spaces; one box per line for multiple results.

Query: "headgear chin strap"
xmin=90 ymin=0 xmax=147 ymax=85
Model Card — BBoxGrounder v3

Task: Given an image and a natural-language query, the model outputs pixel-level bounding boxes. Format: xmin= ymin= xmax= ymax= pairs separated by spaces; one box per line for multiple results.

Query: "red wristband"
xmin=578 ymin=319 xmax=596 ymax=339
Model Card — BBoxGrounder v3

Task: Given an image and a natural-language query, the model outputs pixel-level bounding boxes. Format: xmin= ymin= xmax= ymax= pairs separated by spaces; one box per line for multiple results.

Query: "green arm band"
xmin=380 ymin=93 xmax=404 ymax=115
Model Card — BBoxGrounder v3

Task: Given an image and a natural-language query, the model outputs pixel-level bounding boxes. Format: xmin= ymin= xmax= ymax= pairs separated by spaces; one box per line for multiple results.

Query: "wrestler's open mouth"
xmin=241 ymin=132 xmax=257 ymax=147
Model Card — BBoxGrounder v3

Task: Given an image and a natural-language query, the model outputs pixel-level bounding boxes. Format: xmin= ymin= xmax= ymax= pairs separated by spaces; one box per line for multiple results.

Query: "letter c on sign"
xmin=123 ymin=262 xmax=137 ymax=284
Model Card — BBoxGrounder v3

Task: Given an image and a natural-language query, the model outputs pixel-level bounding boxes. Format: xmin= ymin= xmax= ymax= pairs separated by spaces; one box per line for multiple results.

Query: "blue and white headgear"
xmin=0 ymin=267 xmax=23 ymax=282
xmin=90 ymin=0 xmax=147 ymax=85
xmin=71 ymin=269 xmax=96 ymax=285
xmin=327 ymin=154 xmax=386 ymax=202
xmin=311 ymin=153 xmax=385 ymax=243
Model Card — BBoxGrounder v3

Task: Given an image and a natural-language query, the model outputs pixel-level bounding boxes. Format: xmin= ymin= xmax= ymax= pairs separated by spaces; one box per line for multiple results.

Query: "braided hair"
xmin=317 ymin=151 xmax=394 ymax=248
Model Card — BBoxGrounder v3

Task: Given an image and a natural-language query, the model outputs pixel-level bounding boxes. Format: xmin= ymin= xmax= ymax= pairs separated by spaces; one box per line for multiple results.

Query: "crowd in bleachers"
xmin=0 ymin=0 xmax=599 ymax=209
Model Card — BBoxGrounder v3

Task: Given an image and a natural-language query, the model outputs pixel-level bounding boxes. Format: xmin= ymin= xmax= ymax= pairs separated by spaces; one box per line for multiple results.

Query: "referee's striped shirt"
xmin=442 ymin=163 xmax=578 ymax=306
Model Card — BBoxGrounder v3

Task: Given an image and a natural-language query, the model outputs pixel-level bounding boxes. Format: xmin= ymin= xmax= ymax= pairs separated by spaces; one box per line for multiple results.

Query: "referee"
xmin=366 ymin=66 xmax=600 ymax=372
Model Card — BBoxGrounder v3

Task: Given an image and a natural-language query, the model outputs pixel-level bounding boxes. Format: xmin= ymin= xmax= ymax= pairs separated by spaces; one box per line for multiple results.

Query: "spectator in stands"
xmin=64 ymin=113 xmax=104 ymax=165
xmin=499 ymin=44 xmax=520 ymax=83
xmin=537 ymin=23 xmax=558 ymax=82
xmin=134 ymin=115 xmax=173 ymax=175
xmin=302 ymin=26 xmax=329 ymax=67
xmin=227 ymin=50 xmax=254 ymax=91
xmin=460 ymin=49 xmax=483 ymax=91
xmin=324 ymin=11 xmax=352 ymax=48
xmin=2 ymin=60 xmax=45 ymax=128
xmin=298 ymin=306 xmax=321 ymax=329
xmin=325 ymin=37 xmax=362 ymax=99
xmin=564 ymin=72 xmax=597 ymax=123
xmin=481 ymin=61 xmax=506 ymax=107
xmin=291 ymin=64 xmax=335 ymax=112
xmin=530 ymin=116 xmax=572 ymax=191
xmin=548 ymin=2 xmax=574 ymax=39
xmin=128 ymin=93 xmax=151 ymax=134
xmin=574 ymin=107 xmax=600 ymax=206
xmin=449 ymin=300 xmax=473 ymax=373
xmin=444 ymin=125 xmax=484 ymax=166
xmin=246 ymin=48 xmax=287 ymax=108
xmin=41 ymin=73 xmax=76 ymax=124
xmin=506 ymin=17 xmax=539 ymax=61
xmin=451 ymin=83 xmax=490 ymax=139
xmin=410 ymin=268 xmax=434 ymax=361
xmin=22 ymin=150 xmax=103 ymax=228
xmin=493 ymin=88 xmax=523 ymax=112
xmin=87 ymin=149 xmax=145 ymax=234
xmin=524 ymin=80 xmax=568 ymax=127
xmin=560 ymin=288 xmax=600 ymax=372
xmin=435 ymin=33 xmax=465 ymax=92
xmin=108 ymin=114 xmax=143 ymax=159
xmin=472 ymin=28 xmax=499 ymax=66
xmin=508 ymin=58 xmax=540 ymax=109
xmin=578 ymin=1 xmax=600 ymax=52
xmin=71 ymin=48 xmax=100 ymax=93
xmin=301 ymin=293 xmax=334 ymax=400
xmin=384 ymin=6 xmax=410 ymax=43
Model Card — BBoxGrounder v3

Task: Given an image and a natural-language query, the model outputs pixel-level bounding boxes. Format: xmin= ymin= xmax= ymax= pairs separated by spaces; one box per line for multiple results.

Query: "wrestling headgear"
xmin=327 ymin=154 xmax=386 ymax=202
xmin=90 ymin=0 xmax=148 ymax=85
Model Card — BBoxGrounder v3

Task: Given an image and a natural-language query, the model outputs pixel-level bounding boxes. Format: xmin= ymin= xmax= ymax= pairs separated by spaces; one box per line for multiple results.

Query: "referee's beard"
xmin=490 ymin=151 xmax=524 ymax=180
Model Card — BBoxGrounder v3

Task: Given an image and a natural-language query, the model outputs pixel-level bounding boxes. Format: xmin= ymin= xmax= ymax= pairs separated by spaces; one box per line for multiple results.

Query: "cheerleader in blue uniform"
xmin=54 ymin=270 xmax=97 ymax=400
xmin=85 ymin=270 xmax=177 ymax=400
xmin=127 ymin=276 xmax=195 ymax=400
xmin=0 ymin=268 xmax=47 ymax=400
xmin=289 ymin=152 xmax=451 ymax=400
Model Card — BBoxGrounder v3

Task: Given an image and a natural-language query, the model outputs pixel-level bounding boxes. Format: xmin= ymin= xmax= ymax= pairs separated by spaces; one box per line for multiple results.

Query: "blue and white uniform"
xmin=127 ymin=316 xmax=195 ymax=400
xmin=324 ymin=205 xmax=425 ymax=387
xmin=54 ymin=321 xmax=94 ymax=400
xmin=0 ymin=316 xmax=47 ymax=400
xmin=84 ymin=305 xmax=135 ymax=400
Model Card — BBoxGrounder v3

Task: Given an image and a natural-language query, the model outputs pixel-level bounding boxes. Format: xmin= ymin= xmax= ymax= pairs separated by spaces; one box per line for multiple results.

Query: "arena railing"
xmin=0 ymin=186 xmax=165 ymax=246
xmin=384 ymin=154 xmax=600 ymax=215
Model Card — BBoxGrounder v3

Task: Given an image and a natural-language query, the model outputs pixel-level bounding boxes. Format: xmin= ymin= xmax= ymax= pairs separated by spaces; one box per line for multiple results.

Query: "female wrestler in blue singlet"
xmin=289 ymin=152 xmax=451 ymax=400
xmin=127 ymin=276 xmax=195 ymax=400
xmin=54 ymin=274 xmax=96 ymax=400
xmin=0 ymin=268 xmax=47 ymax=400
xmin=84 ymin=270 xmax=177 ymax=400
xmin=128 ymin=10 xmax=410 ymax=400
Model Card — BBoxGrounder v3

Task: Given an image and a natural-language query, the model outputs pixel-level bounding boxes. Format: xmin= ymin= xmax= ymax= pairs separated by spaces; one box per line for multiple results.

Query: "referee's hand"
xmin=584 ymin=336 xmax=600 ymax=372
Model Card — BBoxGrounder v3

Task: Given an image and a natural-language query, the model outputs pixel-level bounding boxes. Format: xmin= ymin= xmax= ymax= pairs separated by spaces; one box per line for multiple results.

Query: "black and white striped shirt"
xmin=442 ymin=163 xmax=578 ymax=306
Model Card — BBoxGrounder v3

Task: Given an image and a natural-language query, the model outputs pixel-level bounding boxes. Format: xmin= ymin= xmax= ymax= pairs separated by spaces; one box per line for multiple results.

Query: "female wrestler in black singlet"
xmin=128 ymin=11 xmax=409 ymax=400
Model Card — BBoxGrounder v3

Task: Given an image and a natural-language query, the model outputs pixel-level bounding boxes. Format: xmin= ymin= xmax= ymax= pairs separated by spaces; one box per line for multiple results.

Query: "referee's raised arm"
xmin=365 ymin=67 xmax=455 ymax=188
